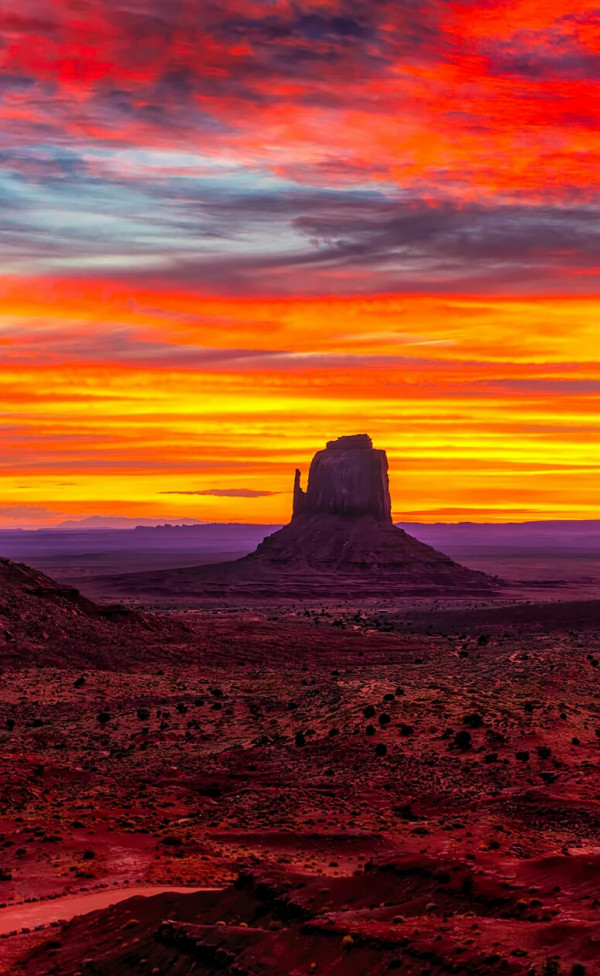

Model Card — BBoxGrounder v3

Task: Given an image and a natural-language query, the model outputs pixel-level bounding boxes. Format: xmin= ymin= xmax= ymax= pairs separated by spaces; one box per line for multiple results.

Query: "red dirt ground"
xmin=2 ymin=592 xmax=600 ymax=975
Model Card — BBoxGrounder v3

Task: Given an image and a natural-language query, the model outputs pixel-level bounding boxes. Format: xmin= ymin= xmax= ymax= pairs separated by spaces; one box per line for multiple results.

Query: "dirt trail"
xmin=0 ymin=885 xmax=218 ymax=936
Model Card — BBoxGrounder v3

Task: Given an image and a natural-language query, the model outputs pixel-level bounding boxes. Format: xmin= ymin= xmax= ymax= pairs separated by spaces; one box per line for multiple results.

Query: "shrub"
xmin=540 ymin=958 xmax=561 ymax=976
xmin=454 ymin=730 xmax=472 ymax=750
xmin=136 ymin=708 xmax=150 ymax=721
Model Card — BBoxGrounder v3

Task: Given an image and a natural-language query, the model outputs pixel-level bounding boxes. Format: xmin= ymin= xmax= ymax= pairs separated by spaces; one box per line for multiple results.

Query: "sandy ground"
xmin=2 ymin=602 xmax=600 ymax=973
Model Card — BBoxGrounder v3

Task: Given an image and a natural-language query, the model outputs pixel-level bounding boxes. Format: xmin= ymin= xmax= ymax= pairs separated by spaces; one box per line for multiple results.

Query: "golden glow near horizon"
xmin=1 ymin=285 xmax=600 ymax=527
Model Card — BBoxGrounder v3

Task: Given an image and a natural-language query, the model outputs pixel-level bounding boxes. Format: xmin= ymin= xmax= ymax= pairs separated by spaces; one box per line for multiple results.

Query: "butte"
xmin=93 ymin=434 xmax=496 ymax=601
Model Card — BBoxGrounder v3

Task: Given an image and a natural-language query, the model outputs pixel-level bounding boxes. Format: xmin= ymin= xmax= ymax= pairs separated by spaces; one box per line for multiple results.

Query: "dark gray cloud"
xmin=292 ymin=199 xmax=600 ymax=265
xmin=159 ymin=488 xmax=282 ymax=497
xmin=94 ymin=193 xmax=600 ymax=295
xmin=483 ymin=34 xmax=600 ymax=82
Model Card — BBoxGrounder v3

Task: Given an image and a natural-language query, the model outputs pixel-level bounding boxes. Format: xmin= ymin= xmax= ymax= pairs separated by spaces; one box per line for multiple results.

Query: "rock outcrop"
xmin=88 ymin=435 xmax=498 ymax=602
xmin=0 ymin=557 xmax=187 ymax=666
xmin=293 ymin=434 xmax=391 ymax=522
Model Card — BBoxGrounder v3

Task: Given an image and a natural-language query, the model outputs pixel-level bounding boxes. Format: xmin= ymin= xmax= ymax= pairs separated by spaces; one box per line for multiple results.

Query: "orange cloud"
xmin=1 ymin=282 xmax=599 ymax=524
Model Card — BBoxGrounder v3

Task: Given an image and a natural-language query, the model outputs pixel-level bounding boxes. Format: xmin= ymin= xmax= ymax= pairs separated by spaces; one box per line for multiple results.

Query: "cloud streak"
xmin=159 ymin=488 xmax=282 ymax=497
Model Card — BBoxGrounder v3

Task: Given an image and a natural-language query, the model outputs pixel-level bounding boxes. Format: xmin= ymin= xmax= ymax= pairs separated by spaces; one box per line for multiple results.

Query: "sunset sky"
xmin=2 ymin=0 xmax=600 ymax=527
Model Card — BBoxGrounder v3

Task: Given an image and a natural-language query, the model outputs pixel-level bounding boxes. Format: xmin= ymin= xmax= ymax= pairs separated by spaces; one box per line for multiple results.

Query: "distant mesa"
xmin=55 ymin=516 xmax=206 ymax=530
xmin=89 ymin=434 xmax=497 ymax=601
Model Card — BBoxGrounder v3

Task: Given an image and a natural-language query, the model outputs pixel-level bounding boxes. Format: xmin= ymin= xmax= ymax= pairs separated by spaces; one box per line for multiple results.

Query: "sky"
xmin=2 ymin=0 xmax=600 ymax=527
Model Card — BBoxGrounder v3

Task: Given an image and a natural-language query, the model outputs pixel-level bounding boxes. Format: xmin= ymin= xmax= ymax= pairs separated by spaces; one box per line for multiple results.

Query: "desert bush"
xmin=454 ymin=730 xmax=472 ymax=750
xmin=463 ymin=713 xmax=484 ymax=728
xmin=539 ymin=958 xmax=561 ymax=976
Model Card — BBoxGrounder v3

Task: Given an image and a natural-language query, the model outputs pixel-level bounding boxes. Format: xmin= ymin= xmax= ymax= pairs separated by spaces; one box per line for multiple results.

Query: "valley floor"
xmin=2 ymin=608 xmax=600 ymax=973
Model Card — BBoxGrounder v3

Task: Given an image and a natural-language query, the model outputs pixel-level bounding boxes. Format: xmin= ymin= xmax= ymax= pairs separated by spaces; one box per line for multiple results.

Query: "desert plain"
xmin=1 ymin=530 xmax=600 ymax=976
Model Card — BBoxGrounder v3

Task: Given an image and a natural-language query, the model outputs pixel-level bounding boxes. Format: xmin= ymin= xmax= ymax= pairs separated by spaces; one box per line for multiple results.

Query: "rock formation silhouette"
xmin=241 ymin=435 xmax=491 ymax=589
xmin=91 ymin=435 xmax=497 ymax=601
xmin=292 ymin=434 xmax=391 ymax=521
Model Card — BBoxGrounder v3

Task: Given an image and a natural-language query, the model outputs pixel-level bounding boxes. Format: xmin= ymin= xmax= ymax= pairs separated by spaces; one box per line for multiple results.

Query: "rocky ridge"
xmin=0 ymin=557 xmax=187 ymax=666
